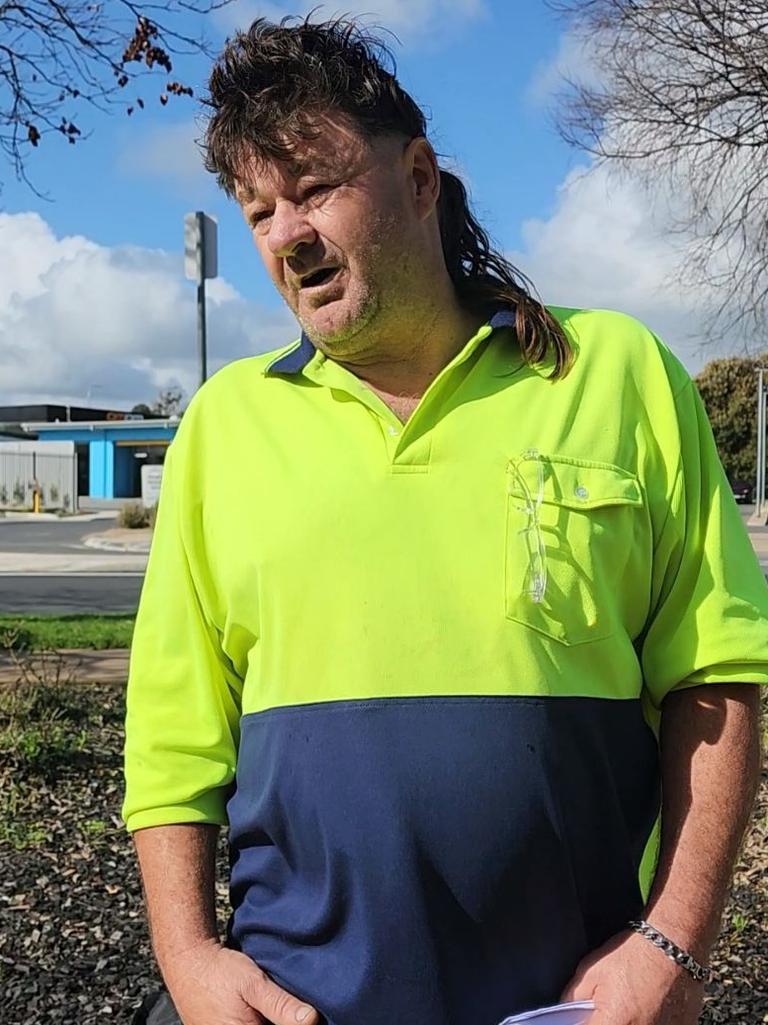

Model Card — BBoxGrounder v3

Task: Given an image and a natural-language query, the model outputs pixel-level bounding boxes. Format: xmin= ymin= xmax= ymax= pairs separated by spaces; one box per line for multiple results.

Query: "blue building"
xmin=0 ymin=406 xmax=178 ymax=500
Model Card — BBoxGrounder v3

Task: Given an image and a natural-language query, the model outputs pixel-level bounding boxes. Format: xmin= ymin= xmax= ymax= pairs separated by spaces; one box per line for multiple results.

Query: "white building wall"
xmin=0 ymin=440 xmax=78 ymax=512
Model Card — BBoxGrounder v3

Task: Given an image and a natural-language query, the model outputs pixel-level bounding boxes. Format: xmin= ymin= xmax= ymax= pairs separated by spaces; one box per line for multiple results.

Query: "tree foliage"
xmin=550 ymin=0 xmax=768 ymax=344
xmin=131 ymin=386 xmax=185 ymax=417
xmin=695 ymin=354 xmax=767 ymax=481
xmin=0 ymin=0 xmax=227 ymax=187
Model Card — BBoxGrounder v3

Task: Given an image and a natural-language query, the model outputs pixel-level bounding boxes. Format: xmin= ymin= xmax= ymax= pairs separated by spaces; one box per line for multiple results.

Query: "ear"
xmin=404 ymin=137 xmax=441 ymax=221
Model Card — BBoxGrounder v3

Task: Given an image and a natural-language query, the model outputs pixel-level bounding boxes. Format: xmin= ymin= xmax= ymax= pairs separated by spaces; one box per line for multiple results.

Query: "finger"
xmin=240 ymin=969 xmax=319 ymax=1025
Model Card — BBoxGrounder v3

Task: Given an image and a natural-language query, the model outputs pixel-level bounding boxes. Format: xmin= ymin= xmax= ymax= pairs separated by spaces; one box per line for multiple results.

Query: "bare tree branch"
xmin=550 ymin=0 xmax=768 ymax=345
xmin=0 ymin=0 xmax=228 ymax=188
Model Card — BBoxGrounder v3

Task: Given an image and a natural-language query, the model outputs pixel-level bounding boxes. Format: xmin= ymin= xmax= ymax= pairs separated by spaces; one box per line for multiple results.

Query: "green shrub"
xmin=0 ymin=679 xmax=96 ymax=780
xmin=118 ymin=501 xmax=149 ymax=528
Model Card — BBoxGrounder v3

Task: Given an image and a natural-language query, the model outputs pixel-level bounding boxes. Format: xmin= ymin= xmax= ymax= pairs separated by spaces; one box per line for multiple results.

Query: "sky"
xmin=0 ymin=0 xmax=740 ymax=410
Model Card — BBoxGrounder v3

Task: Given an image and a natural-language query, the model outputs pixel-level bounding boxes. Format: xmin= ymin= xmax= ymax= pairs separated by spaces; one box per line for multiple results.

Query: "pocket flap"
xmin=507 ymin=455 xmax=642 ymax=510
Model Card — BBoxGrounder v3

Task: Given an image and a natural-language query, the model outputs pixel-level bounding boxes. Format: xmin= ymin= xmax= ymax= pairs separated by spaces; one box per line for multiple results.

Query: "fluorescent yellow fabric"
xmin=122 ymin=307 xmax=768 ymax=832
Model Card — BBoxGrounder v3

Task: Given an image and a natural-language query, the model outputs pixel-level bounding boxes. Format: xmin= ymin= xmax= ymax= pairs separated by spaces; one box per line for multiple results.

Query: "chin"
xmin=303 ymin=297 xmax=376 ymax=350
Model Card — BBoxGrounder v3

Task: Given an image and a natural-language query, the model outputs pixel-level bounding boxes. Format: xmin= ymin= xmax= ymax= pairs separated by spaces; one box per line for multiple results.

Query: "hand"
xmin=164 ymin=937 xmax=320 ymax=1025
xmin=560 ymin=929 xmax=705 ymax=1025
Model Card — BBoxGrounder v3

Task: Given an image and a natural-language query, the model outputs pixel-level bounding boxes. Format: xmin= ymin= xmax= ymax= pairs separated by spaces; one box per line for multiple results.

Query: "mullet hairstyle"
xmin=203 ymin=16 xmax=573 ymax=379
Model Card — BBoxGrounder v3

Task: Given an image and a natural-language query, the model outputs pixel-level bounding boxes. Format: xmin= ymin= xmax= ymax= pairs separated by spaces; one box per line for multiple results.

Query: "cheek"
xmin=254 ymin=239 xmax=284 ymax=287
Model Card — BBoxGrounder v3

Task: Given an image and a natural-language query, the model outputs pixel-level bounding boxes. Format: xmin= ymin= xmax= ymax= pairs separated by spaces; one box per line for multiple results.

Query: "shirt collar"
xmin=264 ymin=306 xmax=519 ymax=377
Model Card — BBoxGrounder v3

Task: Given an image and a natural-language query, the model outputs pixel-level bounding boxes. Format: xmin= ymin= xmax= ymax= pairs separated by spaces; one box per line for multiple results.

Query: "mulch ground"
xmin=0 ymin=682 xmax=765 ymax=1024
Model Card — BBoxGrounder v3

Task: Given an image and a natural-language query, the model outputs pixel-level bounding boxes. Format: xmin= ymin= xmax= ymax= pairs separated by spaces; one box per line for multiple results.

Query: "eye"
xmin=302 ymin=182 xmax=333 ymax=201
xmin=249 ymin=209 xmax=272 ymax=231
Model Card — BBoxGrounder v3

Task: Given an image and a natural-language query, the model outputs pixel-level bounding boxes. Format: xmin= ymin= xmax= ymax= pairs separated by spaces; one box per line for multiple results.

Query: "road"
xmin=0 ymin=516 xmax=116 ymax=552
xmin=0 ymin=574 xmax=143 ymax=614
xmin=0 ymin=516 xmax=144 ymax=613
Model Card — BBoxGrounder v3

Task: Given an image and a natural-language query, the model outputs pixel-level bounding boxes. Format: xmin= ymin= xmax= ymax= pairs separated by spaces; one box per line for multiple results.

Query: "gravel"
xmin=0 ymin=682 xmax=765 ymax=1024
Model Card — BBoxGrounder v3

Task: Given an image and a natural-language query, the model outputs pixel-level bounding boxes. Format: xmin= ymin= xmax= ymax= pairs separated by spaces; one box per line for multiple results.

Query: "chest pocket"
xmin=505 ymin=453 xmax=644 ymax=645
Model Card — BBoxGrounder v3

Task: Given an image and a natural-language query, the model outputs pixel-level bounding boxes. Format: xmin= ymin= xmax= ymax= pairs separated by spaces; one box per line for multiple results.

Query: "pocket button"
xmin=574 ymin=485 xmax=589 ymax=500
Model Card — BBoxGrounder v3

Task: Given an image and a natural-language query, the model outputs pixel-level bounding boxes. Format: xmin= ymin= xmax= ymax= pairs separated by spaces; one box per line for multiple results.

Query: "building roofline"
xmin=19 ymin=418 xmax=180 ymax=431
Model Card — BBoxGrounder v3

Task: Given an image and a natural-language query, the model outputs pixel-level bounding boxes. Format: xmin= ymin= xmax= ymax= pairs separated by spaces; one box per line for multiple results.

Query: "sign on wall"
xmin=141 ymin=464 xmax=164 ymax=507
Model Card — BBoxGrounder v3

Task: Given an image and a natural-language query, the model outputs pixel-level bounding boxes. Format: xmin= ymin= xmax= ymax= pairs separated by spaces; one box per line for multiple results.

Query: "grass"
xmin=0 ymin=614 xmax=135 ymax=652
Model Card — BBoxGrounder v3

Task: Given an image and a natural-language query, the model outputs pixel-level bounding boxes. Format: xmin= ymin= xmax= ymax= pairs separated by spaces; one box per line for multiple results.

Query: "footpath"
xmin=0 ymin=647 xmax=130 ymax=685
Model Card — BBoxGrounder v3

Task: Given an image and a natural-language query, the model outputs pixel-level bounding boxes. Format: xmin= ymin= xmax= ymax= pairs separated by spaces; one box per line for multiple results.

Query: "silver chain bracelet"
xmin=629 ymin=919 xmax=713 ymax=984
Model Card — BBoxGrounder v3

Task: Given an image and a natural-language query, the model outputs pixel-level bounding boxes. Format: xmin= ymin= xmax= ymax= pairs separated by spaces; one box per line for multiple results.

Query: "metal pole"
xmin=758 ymin=377 xmax=762 ymax=516
xmin=756 ymin=368 xmax=765 ymax=521
xmin=196 ymin=211 xmax=208 ymax=388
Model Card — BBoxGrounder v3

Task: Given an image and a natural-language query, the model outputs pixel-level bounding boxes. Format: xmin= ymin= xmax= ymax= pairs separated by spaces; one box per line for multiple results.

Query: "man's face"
xmin=235 ymin=118 xmax=421 ymax=356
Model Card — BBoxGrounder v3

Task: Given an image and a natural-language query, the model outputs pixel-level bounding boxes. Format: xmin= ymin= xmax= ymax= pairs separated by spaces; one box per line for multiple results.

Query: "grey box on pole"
xmin=184 ymin=211 xmax=218 ymax=389
xmin=184 ymin=211 xmax=218 ymax=282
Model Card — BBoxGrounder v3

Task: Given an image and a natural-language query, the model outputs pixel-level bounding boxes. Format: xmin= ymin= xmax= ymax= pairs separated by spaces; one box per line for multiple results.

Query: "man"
xmin=123 ymin=16 xmax=767 ymax=1025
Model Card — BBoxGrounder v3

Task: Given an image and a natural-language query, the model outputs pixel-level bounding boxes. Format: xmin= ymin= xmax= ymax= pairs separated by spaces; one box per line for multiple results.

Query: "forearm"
xmin=645 ymin=683 xmax=763 ymax=962
xmin=133 ymin=822 xmax=221 ymax=979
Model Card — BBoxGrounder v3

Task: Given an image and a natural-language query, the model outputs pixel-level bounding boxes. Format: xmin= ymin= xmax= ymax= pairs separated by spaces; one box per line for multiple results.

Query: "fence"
xmin=0 ymin=441 xmax=78 ymax=513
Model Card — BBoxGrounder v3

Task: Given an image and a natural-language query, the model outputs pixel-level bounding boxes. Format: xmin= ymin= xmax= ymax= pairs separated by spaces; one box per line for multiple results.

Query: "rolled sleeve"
xmin=641 ymin=379 xmax=768 ymax=707
xmin=122 ymin=432 xmax=243 ymax=833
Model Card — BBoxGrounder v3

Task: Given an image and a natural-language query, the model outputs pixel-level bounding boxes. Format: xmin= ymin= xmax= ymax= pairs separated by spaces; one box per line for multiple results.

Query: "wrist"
xmin=628 ymin=919 xmax=713 ymax=984
xmin=642 ymin=894 xmax=719 ymax=964
xmin=158 ymin=934 xmax=222 ymax=984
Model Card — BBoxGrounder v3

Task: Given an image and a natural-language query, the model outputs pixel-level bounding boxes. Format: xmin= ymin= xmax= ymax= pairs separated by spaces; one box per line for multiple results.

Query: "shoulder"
xmin=167 ymin=339 xmax=302 ymax=459
xmin=546 ymin=305 xmax=692 ymax=396
xmin=197 ymin=340 xmax=302 ymax=401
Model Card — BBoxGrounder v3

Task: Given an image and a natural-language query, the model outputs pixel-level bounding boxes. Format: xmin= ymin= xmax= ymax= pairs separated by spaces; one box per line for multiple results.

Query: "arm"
xmin=133 ymin=823 xmax=220 ymax=968
xmin=124 ymin=425 xmax=319 ymax=1025
xmin=645 ymin=683 xmax=762 ymax=961
xmin=134 ymin=823 xmax=320 ymax=1025
xmin=561 ymin=683 xmax=763 ymax=1024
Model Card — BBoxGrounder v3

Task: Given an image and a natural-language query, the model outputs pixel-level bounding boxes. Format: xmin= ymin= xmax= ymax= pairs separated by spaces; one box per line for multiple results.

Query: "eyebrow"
xmin=237 ymin=156 xmax=344 ymax=205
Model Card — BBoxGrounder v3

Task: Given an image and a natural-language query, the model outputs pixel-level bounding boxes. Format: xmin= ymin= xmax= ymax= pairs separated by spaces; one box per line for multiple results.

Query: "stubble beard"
xmin=296 ymin=272 xmax=382 ymax=359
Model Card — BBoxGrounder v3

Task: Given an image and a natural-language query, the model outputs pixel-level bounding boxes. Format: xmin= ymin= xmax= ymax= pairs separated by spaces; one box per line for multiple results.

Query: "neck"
xmin=336 ymin=288 xmax=484 ymax=400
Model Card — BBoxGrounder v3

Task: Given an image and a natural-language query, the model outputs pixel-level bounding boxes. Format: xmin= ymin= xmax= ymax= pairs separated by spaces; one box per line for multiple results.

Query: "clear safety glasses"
xmin=509 ymin=448 xmax=547 ymax=604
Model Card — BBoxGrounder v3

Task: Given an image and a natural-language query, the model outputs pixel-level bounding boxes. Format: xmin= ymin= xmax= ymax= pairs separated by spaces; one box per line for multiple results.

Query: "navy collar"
xmin=266 ymin=331 xmax=317 ymax=374
xmin=266 ymin=307 xmax=516 ymax=376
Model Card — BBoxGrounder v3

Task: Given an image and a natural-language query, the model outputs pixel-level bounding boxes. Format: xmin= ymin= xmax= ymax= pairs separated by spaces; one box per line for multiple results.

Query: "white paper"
xmin=497 ymin=999 xmax=594 ymax=1024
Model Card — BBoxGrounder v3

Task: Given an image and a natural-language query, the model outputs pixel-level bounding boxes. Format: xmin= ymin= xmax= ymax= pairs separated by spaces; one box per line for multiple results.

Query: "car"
xmin=730 ymin=478 xmax=755 ymax=504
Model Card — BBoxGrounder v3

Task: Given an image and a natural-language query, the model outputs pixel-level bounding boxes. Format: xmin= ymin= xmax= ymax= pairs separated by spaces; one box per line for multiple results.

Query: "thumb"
xmin=560 ymin=967 xmax=598 ymax=1004
xmin=240 ymin=968 xmax=320 ymax=1025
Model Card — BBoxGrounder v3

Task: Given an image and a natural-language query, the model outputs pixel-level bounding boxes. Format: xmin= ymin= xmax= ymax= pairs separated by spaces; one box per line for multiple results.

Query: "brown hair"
xmin=203 ymin=16 xmax=573 ymax=378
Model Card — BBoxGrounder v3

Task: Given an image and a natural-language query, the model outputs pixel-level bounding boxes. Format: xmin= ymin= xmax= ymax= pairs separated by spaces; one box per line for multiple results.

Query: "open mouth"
xmin=300 ymin=266 xmax=340 ymax=289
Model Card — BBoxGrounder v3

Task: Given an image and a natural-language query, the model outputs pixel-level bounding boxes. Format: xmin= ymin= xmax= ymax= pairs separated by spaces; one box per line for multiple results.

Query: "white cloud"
xmin=0 ymin=212 xmax=295 ymax=408
xmin=217 ymin=0 xmax=487 ymax=43
xmin=525 ymin=29 xmax=602 ymax=110
xmin=511 ymin=162 xmax=732 ymax=373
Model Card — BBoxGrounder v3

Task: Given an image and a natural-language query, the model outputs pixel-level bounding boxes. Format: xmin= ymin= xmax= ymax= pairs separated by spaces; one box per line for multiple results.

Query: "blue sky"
xmin=0 ymin=0 xmax=728 ymax=408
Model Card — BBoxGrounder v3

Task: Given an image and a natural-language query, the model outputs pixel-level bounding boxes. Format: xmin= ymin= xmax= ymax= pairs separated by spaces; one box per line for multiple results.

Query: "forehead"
xmin=233 ymin=121 xmax=373 ymax=205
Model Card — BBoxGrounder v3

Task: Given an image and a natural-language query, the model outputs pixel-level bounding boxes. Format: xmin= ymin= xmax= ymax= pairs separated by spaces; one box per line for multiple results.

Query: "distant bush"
xmin=118 ymin=501 xmax=150 ymax=528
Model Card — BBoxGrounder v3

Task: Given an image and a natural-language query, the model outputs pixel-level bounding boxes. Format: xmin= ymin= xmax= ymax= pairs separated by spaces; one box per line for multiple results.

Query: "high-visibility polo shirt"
xmin=123 ymin=306 xmax=768 ymax=1025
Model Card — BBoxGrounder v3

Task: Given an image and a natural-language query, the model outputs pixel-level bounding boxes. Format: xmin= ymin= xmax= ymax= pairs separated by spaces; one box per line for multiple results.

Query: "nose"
xmin=267 ymin=199 xmax=317 ymax=258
